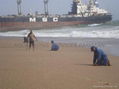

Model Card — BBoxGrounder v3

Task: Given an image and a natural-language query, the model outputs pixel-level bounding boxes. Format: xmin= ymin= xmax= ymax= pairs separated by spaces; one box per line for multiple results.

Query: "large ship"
xmin=0 ymin=0 xmax=112 ymax=31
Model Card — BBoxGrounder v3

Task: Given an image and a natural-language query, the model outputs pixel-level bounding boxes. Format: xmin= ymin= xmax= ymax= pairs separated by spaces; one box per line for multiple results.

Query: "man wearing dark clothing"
xmin=27 ymin=30 xmax=37 ymax=49
xmin=91 ymin=46 xmax=110 ymax=66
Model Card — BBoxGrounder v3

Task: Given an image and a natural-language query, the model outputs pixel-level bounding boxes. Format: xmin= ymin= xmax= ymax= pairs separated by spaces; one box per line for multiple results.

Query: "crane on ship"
xmin=17 ymin=0 xmax=22 ymax=15
xmin=44 ymin=0 xmax=49 ymax=16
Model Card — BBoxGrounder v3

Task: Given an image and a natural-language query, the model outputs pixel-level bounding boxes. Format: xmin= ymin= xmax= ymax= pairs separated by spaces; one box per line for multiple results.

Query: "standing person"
xmin=27 ymin=30 xmax=37 ymax=50
xmin=51 ymin=40 xmax=59 ymax=51
xmin=90 ymin=46 xmax=110 ymax=66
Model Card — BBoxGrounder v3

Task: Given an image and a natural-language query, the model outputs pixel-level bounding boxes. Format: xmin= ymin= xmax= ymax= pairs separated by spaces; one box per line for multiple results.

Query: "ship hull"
xmin=0 ymin=15 xmax=112 ymax=31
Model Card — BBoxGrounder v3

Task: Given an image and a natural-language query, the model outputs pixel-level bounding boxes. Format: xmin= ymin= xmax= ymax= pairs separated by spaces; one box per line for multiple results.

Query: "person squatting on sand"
xmin=51 ymin=40 xmax=59 ymax=51
xmin=27 ymin=30 xmax=37 ymax=50
xmin=91 ymin=46 xmax=111 ymax=66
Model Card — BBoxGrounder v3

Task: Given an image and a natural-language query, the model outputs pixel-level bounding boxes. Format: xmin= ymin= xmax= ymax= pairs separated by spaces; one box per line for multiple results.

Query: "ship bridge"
xmin=70 ymin=0 xmax=110 ymax=17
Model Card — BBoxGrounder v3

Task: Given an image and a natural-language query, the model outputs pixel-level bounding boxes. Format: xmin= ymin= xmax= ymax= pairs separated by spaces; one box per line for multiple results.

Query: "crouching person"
xmin=91 ymin=46 xmax=111 ymax=66
xmin=51 ymin=40 xmax=59 ymax=51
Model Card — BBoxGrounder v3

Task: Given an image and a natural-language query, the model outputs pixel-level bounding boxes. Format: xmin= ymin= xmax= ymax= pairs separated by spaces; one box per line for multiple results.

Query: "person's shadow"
xmin=75 ymin=64 xmax=94 ymax=66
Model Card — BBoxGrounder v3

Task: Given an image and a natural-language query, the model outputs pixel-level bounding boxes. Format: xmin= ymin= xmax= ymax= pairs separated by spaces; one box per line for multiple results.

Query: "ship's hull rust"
xmin=0 ymin=15 xmax=112 ymax=31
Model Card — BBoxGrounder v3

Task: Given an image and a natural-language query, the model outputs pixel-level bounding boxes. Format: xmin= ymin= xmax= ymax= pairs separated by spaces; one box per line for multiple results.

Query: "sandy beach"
xmin=0 ymin=37 xmax=119 ymax=89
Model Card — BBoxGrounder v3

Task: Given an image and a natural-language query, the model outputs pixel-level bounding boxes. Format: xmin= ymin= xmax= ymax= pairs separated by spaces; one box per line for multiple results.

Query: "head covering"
xmin=91 ymin=46 xmax=97 ymax=51
xmin=51 ymin=40 xmax=54 ymax=43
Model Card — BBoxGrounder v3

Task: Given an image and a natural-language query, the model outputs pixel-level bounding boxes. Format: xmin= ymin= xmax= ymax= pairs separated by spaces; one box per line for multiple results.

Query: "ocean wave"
xmin=0 ymin=24 xmax=119 ymax=39
xmin=88 ymin=24 xmax=102 ymax=27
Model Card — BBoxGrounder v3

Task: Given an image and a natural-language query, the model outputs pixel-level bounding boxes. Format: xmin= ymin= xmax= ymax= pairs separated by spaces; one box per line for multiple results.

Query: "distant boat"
xmin=0 ymin=0 xmax=112 ymax=31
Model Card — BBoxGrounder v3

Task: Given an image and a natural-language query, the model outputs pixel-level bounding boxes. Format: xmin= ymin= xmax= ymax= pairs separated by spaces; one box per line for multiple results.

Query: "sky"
xmin=0 ymin=0 xmax=119 ymax=20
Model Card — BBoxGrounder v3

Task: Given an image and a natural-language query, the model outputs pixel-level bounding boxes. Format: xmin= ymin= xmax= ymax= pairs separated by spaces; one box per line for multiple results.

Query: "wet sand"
xmin=0 ymin=37 xmax=119 ymax=89
xmin=39 ymin=37 xmax=119 ymax=56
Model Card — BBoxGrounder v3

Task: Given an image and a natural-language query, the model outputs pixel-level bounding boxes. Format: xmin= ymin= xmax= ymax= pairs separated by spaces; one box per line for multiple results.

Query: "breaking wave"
xmin=0 ymin=21 xmax=119 ymax=39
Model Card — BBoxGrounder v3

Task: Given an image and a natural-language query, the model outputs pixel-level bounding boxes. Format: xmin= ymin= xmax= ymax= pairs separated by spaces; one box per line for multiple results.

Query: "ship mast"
xmin=17 ymin=0 xmax=22 ymax=15
xmin=44 ymin=0 xmax=49 ymax=16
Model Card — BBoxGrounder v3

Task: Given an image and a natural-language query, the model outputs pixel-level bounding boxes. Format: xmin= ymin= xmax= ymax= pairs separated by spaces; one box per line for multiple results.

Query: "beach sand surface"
xmin=0 ymin=37 xmax=119 ymax=89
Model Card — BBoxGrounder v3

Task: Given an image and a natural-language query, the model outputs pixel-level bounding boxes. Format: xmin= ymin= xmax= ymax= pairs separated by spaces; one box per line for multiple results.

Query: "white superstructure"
xmin=71 ymin=0 xmax=109 ymax=17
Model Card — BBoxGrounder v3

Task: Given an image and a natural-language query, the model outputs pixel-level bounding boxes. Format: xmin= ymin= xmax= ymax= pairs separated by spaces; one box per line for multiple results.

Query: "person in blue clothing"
xmin=91 ymin=46 xmax=110 ymax=66
xmin=51 ymin=40 xmax=59 ymax=51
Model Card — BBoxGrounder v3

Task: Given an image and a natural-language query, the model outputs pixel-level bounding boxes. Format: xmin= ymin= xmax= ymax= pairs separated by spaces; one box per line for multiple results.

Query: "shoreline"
xmin=0 ymin=37 xmax=119 ymax=89
xmin=37 ymin=37 xmax=119 ymax=57
xmin=0 ymin=36 xmax=119 ymax=57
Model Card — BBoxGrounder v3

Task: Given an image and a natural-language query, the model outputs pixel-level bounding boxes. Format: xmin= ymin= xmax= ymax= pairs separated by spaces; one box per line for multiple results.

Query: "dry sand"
xmin=0 ymin=37 xmax=119 ymax=89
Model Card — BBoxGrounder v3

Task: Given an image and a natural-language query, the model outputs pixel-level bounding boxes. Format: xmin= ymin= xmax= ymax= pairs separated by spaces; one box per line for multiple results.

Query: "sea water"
xmin=0 ymin=20 xmax=119 ymax=56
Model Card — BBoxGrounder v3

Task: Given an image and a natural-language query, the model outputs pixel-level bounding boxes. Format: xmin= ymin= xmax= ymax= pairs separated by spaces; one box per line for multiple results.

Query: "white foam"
xmin=0 ymin=30 xmax=29 ymax=37
xmin=0 ymin=26 xmax=119 ymax=38
xmin=88 ymin=24 xmax=101 ymax=27
xmin=70 ymin=30 xmax=119 ymax=38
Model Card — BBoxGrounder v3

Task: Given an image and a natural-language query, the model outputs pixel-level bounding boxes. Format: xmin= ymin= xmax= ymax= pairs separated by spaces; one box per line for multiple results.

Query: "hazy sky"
xmin=0 ymin=0 xmax=118 ymax=20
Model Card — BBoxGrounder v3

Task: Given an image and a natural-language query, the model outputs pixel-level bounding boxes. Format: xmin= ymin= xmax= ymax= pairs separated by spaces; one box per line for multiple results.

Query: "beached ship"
xmin=0 ymin=0 xmax=112 ymax=31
